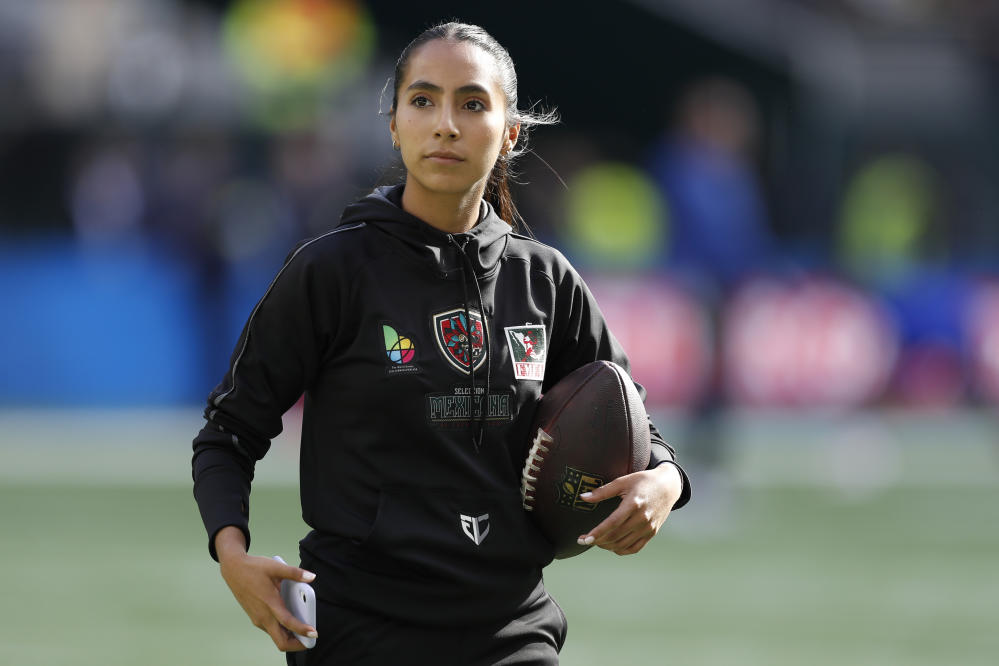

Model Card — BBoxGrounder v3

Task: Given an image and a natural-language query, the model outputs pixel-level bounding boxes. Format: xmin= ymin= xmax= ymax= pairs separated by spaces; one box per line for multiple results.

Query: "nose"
xmin=434 ymin=105 xmax=459 ymax=140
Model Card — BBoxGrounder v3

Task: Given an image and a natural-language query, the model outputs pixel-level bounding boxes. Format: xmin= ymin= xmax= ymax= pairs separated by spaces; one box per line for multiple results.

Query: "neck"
xmin=401 ymin=179 xmax=485 ymax=234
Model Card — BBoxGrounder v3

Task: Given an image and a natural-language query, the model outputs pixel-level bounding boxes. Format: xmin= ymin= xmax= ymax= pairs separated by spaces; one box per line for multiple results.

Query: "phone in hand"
xmin=272 ymin=556 xmax=317 ymax=649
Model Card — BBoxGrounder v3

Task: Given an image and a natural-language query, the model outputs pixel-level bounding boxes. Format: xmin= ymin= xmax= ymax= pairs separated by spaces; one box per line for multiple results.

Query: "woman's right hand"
xmin=215 ymin=526 xmax=318 ymax=652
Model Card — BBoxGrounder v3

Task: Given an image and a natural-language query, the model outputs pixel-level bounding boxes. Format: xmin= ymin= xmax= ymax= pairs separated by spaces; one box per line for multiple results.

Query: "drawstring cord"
xmin=448 ymin=234 xmax=491 ymax=450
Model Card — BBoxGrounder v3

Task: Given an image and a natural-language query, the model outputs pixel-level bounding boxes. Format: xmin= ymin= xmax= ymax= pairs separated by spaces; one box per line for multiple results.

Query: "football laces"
xmin=520 ymin=427 xmax=553 ymax=510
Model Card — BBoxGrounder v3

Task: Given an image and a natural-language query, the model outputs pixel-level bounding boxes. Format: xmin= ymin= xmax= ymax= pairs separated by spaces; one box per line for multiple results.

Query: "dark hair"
xmin=388 ymin=21 xmax=558 ymax=229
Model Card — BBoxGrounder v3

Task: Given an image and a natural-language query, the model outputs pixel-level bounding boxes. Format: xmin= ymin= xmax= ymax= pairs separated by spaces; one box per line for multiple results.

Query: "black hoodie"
xmin=192 ymin=185 xmax=690 ymax=626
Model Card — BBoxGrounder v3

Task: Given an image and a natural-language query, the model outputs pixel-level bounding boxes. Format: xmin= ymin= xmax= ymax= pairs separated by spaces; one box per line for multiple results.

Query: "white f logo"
xmin=459 ymin=513 xmax=490 ymax=545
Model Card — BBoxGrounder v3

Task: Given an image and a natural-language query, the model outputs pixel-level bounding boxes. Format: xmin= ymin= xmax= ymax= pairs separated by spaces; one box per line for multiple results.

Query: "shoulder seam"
xmin=212 ymin=223 xmax=365 ymax=408
xmin=503 ymin=254 xmax=558 ymax=287
xmin=508 ymin=232 xmax=556 ymax=249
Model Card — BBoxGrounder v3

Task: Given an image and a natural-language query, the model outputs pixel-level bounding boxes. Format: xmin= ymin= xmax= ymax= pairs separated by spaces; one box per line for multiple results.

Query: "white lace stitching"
xmin=520 ymin=427 xmax=553 ymax=510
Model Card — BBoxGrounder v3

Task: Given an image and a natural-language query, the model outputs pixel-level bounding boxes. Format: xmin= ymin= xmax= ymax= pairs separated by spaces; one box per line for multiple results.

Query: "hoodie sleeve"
xmin=192 ymin=242 xmax=332 ymax=560
xmin=545 ymin=259 xmax=690 ymax=510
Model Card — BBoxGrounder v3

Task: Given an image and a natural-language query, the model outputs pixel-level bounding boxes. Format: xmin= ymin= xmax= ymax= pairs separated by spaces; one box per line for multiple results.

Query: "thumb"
xmin=271 ymin=556 xmax=316 ymax=583
xmin=579 ymin=476 xmax=625 ymax=503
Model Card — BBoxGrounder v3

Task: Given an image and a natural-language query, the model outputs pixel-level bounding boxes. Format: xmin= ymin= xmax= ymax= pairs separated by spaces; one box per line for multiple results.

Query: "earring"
xmin=392 ymin=140 xmax=400 ymax=151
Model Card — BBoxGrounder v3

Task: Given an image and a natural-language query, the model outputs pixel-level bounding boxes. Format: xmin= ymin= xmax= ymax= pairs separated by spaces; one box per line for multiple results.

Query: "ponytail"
xmin=485 ymin=156 xmax=520 ymax=230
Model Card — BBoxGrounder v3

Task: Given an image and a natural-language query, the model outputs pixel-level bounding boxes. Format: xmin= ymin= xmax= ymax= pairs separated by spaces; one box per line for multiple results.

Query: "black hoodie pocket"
xmin=360 ymin=484 xmax=555 ymax=587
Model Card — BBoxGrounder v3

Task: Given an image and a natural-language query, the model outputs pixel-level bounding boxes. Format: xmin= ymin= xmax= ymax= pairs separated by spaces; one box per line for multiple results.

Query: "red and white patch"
xmin=504 ymin=324 xmax=547 ymax=381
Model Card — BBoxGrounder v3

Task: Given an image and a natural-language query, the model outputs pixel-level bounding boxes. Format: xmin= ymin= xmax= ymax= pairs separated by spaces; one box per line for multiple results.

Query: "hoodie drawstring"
xmin=449 ymin=235 xmax=491 ymax=450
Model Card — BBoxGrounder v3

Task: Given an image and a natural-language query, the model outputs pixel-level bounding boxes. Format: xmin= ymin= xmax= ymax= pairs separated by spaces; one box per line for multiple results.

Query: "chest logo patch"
xmin=433 ymin=308 xmax=487 ymax=375
xmin=504 ymin=324 xmax=547 ymax=381
xmin=459 ymin=512 xmax=490 ymax=545
xmin=382 ymin=323 xmax=419 ymax=375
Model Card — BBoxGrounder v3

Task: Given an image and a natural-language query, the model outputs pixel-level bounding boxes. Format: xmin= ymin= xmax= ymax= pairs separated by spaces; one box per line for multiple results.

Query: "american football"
xmin=521 ymin=360 xmax=651 ymax=559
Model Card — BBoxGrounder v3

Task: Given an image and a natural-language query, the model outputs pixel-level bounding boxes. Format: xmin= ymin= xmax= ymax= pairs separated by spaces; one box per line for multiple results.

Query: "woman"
xmin=192 ymin=22 xmax=690 ymax=665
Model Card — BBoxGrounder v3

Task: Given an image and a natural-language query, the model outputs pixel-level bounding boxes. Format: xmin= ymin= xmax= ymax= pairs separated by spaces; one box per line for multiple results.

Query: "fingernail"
xmin=302 ymin=571 xmax=316 ymax=582
xmin=306 ymin=630 xmax=318 ymax=639
xmin=580 ymin=492 xmax=593 ymax=500
xmin=583 ymin=536 xmax=595 ymax=545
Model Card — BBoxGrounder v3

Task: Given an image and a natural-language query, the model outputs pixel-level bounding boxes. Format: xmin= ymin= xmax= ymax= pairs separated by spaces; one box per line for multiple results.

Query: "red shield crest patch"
xmin=433 ymin=308 xmax=487 ymax=374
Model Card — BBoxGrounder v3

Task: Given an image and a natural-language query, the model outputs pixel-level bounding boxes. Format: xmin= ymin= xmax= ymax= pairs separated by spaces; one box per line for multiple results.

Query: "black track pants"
xmin=284 ymin=589 xmax=567 ymax=666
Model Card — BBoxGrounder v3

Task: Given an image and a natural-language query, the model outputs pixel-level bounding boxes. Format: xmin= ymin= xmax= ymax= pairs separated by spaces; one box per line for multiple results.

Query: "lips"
xmin=426 ymin=151 xmax=463 ymax=163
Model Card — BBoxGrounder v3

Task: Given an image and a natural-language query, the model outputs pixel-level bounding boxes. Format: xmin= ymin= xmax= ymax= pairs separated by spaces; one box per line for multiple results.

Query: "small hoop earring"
xmin=392 ymin=141 xmax=400 ymax=151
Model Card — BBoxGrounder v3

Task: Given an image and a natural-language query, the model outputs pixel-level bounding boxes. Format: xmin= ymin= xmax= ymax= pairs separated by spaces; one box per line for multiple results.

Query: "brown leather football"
xmin=521 ymin=360 xmax=651 ymax=559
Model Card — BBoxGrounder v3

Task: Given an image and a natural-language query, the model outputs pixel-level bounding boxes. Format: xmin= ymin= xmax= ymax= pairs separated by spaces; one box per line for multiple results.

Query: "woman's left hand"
xmin=576 ymin=463 xmax=684 ymax=556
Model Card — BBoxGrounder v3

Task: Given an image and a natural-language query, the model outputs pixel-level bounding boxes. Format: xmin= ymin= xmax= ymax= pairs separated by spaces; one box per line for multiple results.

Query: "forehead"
xmin=403 ymin=39 xmax=503 ymax=95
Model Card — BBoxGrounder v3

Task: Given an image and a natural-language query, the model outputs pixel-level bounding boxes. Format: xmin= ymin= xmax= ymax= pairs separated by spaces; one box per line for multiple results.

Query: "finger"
xmin=577 ymin=500 xmax=633 ymax=545
xmin=596 ymin=503 xmax=653 ymax=542
xmin=263 ymin=619 xmax=308 ymax=652
xmin=607 ymin=508 xmax=669 ymax=553
xmin=269 ymin=559 xmax=317 ymax=583
xmin=272 ymin=602 xmax=318 ymax=641
xmin=614 ymin=533 xmax=650 ymax=556
xmin=596 ymin=515 xmax=655 ymax=551
xmin=606 ymin=505 xmax=666 ymax=547
xmin=596 ymin=519 xmax=648 ymax=550
xmin=579 ymin=475 xmax=628 ymax=504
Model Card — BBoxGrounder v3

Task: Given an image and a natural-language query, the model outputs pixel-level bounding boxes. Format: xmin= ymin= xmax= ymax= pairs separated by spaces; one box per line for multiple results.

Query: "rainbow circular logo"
xmin=383 ymin=324 xmax=415 ymax=364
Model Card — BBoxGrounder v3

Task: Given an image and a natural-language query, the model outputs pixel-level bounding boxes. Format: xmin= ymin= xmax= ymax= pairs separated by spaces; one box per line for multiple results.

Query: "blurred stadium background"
xmin=2 ymin=0 xmax=998 ymax=664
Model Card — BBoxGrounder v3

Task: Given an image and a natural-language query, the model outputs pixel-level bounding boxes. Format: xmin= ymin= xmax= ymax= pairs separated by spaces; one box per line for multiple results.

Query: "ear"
xmin=389 ymin=115 xmax=399 ymax=148
xmin=503 ymin=123 xmax=521 ymax=154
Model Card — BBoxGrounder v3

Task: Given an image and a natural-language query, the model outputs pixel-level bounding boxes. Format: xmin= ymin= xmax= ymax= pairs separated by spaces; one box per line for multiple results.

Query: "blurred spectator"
xmin=647 ymin=77 xmax=775 ymax=295
xmin=559 ymin=161 xmax=666 ymax=272
xmin=836 ymin=152 xmax=970 ymax=407
xmin=222 ymin=0 xmax=376 ymax=130
xmin=640 ymin=76 xmax=780 ymax=529
xmin=836 ymin=154 xmax=942 ymax=287
xmin=70 ymin=140 xmax=146 ymax=249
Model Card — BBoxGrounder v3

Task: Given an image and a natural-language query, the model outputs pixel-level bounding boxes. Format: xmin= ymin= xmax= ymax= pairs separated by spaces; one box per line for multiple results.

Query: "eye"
xmin=464 ymin=99 xmax=486 ymax=112
xmin=411 ymin=95 xmax=432 ymax=108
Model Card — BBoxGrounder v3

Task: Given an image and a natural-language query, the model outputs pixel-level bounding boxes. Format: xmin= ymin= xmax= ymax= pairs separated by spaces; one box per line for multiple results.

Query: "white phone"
xmin=272 ymin=556 xmax=317 ymax=649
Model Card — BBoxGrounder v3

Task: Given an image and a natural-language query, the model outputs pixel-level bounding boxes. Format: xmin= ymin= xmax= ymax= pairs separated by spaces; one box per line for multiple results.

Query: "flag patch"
xmin=504 ymin=324 xmax=547 ymax=381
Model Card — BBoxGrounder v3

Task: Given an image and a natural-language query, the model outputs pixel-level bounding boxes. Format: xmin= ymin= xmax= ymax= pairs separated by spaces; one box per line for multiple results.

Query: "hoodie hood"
xmin=339 ymin=184 xmax=511 ymax=279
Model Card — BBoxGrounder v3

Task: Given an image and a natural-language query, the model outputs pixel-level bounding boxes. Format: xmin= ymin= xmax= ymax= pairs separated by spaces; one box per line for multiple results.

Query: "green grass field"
xmin=1 ymin=410 xmax=997 ymax=665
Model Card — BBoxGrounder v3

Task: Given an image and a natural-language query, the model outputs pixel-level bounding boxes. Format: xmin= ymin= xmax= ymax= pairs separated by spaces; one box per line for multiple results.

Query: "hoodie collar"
xmin=338 ymin=184 xmax=510 ymax=278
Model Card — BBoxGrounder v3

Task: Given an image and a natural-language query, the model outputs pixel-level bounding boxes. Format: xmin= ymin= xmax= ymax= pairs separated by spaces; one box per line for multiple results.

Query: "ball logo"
xmin=382 ymin=323 xmax=419 ymax=375
xmin=556 ymin=466 xmax=604 ymax=512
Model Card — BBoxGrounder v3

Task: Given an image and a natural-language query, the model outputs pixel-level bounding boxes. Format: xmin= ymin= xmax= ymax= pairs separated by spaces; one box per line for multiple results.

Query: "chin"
xmin=412 ymin=173 xmax=482 ymax=197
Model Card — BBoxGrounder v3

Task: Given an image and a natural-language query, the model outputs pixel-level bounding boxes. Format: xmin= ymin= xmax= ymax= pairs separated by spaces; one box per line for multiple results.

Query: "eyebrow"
xmin=405 ymin=80 xmax=492 ymax=97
